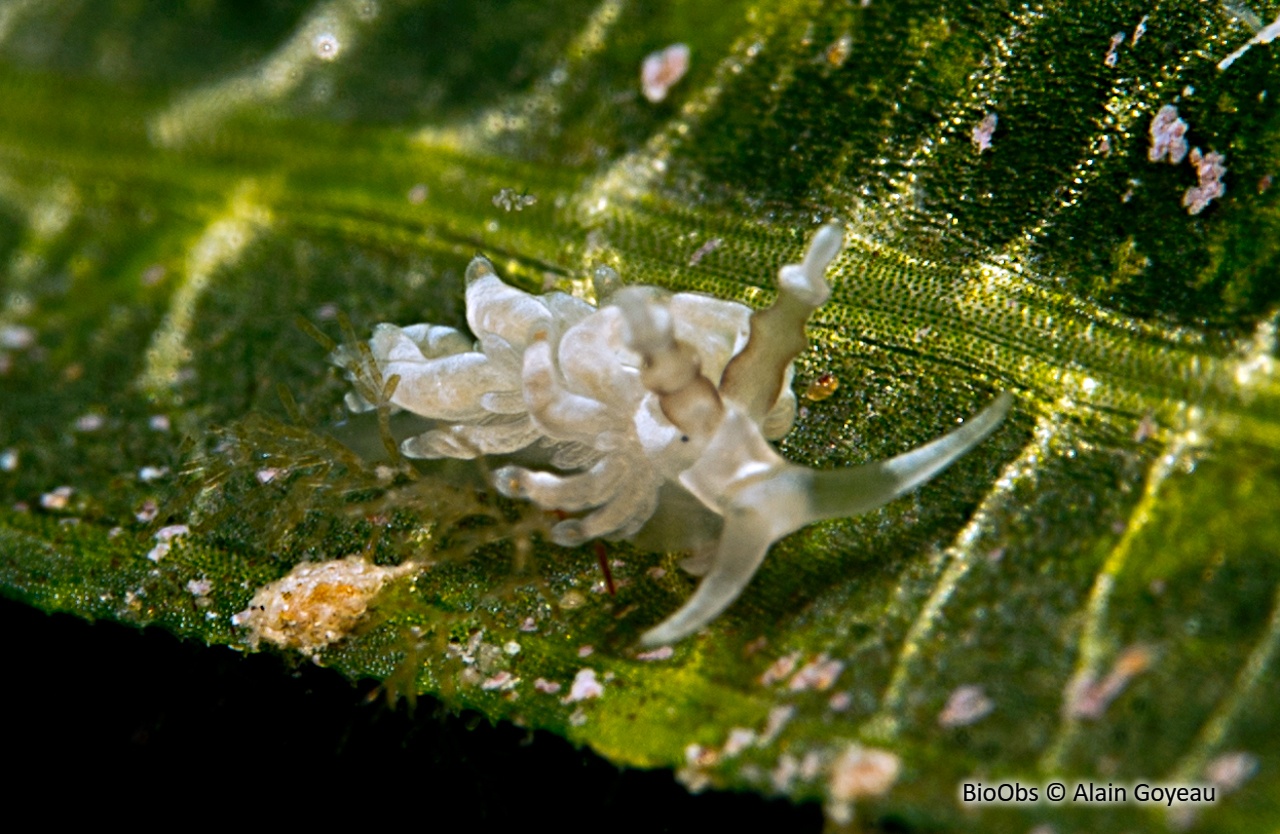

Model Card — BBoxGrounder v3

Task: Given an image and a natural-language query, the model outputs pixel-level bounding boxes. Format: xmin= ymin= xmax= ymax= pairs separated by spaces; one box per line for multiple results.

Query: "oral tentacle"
xmin=806 ymin=392 xmax=1014 ymax=522
xmin=639 ymin=471 xmax=812 ymax=646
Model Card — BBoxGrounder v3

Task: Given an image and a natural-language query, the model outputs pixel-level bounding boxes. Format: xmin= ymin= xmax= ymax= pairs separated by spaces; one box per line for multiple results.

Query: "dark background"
xmin=3 ymin=597 xmax=821 ymax=829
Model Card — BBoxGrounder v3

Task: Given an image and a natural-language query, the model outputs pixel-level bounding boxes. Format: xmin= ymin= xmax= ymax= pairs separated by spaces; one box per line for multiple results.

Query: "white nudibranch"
xmin=335 ymin=225 xmax=1012 ymax=645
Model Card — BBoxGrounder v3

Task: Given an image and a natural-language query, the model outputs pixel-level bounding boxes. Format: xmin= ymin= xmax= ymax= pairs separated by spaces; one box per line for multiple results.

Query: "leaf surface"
xmin=1 ymin=1 xmax=1278 ymax=829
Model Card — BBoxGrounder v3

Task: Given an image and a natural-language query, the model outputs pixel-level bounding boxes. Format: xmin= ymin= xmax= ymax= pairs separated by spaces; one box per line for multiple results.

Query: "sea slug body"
xmin=336 ymin=226 xmax=1012 ymax=644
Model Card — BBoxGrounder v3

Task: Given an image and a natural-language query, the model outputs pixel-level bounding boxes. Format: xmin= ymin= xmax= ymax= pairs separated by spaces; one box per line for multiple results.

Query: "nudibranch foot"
xmin=336 ymin=223 xmax=1014 ymax=645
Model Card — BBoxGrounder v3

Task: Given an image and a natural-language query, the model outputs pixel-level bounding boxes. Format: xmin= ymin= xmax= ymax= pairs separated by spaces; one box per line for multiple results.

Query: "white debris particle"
xmin=1065 ymin=643 xmax=1154 ymax=719
xmin=938 ymin=684 xmax=995 ymax=728
xmin=646 ymin=566 xmax=666 ymax=580
xmin=826 ymin=745 xmax=902 ymax=825
xmin=503 ymin=640 xmax=522 ymax=656
xmin=520 ymin=616 xmax=538 ymax=632
xmin=722 ymin=727 xmax=757 ymax=757
xmin=40 ymin=485 xmax=73 ymax=510
xmin=138 ymin=466 xmax=169 ymax=482
xmin=971 ymin=112 xmax=998 ymax=153
xmin=474 ymin=641 xmax=505 ymax=674
xmin=446 ymin=629 xmax=485 ymax=664
xmin=1134 ymin=412 xmax=1158 ymax=443
xmin=148 ymin=414 xmax=171 ymax=432
xmin=492 ymin=187 xmax=536 ymax=212
xmin=1205 ymin=751 xmax=1258 ymax=793
xmin=577 ymin=644 xmax=594 ymax=658
xmin=407 ymin=183 xmax=428 ymax=205
xmin=686 ymin=743 xmax=719 ymax=768
xmin=1183 ymin=148 xmax=1227 ymax=215
xmin=759 ymin=650 xmax=801 ymax=686
xmin=1218 ymin=11 xmax=1280 ymax=70
xmin=800 ymin=751 xmax=825 ymax=780
xmin=311 ymin=32 xmax=342 ymax=61
xmin=564 ymin=668 xmax=604 ymax=702
xmin=559 ymin=589 xmax=586 ymax=609
xmin=1131 ymin=15 xmax=1148 ymax=45
xmin=787 ymin=654 xmax=845 ymax=692
xmin=828 ymin=691 xmax=852 ymax=712
xmin=771 ymin=754 xmax=799 ymax=792
xmin=1183 ymin=85 xmax=1196 ymax=97
xmin=255 ymin=468 xmax=282 ymax=484
xmin=759 ymin=704 xmax=795 ymax=746
xmin=675 ymin=763 xmax=712 ymax=792
xmin=232 ymin=555 xmax=414 ymax=653
xmin=186 ymin=577 xmax=213 ymax=597
xmin=481 ymin=671 xmax=519 ymax=691
xmin=675 ymin=748 xmax=716 ymax=798
xmin=636 ymin=645 xmax=674 ymax=661
xmin=824 ymin=34 xmax=853 ymax=67
xmin=0 ymin=325 xmax=34 ymax=350
xmin=568 ymin=708 xmax=589 ymax=727
xmin=141 ymin=264 xmax=167 ymax=287
xmin=135 ymin=499 xmax=159 ymax=523
xmin=1104 ymin=31 xmax=1125 ymax=67
xmin=1148 ymin=105 xmax=1189 ymax=164
xmin=1224 ymin=0 xmax=1265 ymax=31
xmin=146 ymin=524 xmax=191 ymax=562
xmin=687 ymin=237 xmax=723 ymax=266
xmin=534 ymin=677 xmax=561 ymax=694
xmin=0 ymin=449 xmax=17 ymax=471
xmin=74 ymin=413 xmax=106 ymax=432
xmin=640 ymin=43 xmax=691 ymax=103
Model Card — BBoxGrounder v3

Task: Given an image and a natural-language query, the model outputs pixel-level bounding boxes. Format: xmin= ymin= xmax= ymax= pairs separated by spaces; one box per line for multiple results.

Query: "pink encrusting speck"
xmin=1183 ymin=148 xmax=1227 ymax=215
xmin=563 ymin=668 xmax=604 ymax=702
xmin=1148 ymin=105 xmax=1189 ymax=164
xmin=971 ymin=112 xmax=998 ymax=153
xmin=640 ymin=43 xmax=691 ymax=103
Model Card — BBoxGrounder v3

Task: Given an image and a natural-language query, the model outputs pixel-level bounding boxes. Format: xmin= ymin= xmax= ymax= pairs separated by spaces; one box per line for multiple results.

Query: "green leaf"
xmin=2 ymin=0 xmax=1279 ymax=829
